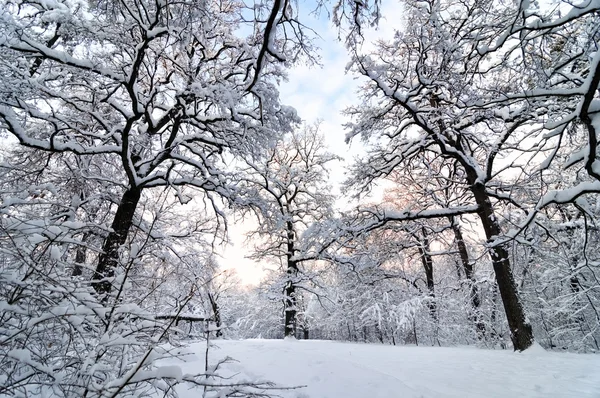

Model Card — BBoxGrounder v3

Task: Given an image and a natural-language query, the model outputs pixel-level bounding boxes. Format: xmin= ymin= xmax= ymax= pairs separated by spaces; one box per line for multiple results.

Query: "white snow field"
xmin=173 ymin=339 xmax=600 ymax=398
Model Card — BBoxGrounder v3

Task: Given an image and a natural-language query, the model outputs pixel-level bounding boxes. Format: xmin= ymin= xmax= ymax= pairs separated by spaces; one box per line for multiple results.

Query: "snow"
xmin=170 ymin=339 xmax=600 ymax=398
xmin=49 ymin=245 xmax=62 ymax=260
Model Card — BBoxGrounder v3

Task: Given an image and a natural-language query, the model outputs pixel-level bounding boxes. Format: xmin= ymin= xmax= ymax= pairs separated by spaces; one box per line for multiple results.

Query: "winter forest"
xmin=1 ymin=0 xmax=600 ymax=396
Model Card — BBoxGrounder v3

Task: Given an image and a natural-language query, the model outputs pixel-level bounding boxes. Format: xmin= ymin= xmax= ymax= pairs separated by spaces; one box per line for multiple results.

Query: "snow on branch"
xmin=356 ymin=205 xmax=481 ymax=232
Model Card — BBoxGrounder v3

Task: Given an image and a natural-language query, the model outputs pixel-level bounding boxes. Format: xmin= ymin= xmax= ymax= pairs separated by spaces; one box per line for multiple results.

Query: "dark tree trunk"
xmin=72 ymin=231 xmax=91 ymax=277
xmin=567 ymin=234 xmax=582 ymax=294
xmin=283 ymin=221 xmax=298 ymax=338
xmin=207 ymin=292 xmax=222 ymax=338
xmin=471 ymin=184 xmax=533 ymax=351
xmin=284 ymin=264 xmax=298 ymax=337
xmin=413 ymin=318 xmax=419 ymax=346
xmin=303 ymin=327 xmax=309 ymax=340
xmin=347 ymin=323 xmax=356 ymax=341
xmin=428 ymin=90 xmax=533 ymax=349
xmin=92 ymin=187 xmax=141 ymax=295
xmin=417 ymin=228 xmax=437 ymax=321
xmin=449 ymin=216 xmax=485 ymax=337
xmin=376 ymin=325 xmax=384 ymax=343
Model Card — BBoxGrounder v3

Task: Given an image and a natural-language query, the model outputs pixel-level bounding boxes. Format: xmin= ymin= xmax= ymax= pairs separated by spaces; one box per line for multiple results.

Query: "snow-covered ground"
xmin=171 ymin=339 xmax=600 ymax=398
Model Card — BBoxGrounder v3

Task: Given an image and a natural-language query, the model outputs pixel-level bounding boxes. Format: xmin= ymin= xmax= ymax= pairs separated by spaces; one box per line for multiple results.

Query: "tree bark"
xmin=72 ymin=231 xmax=91 ymax=277
xmin=426 ymin=81 xmax=533 ymax=350
xmin=283 ymin=221 xmax=298 ymax=338
xmin=207 ymin=292 xmax=223 ymax=338
xmin=449 ymin=216 xmax=485 ymax=337
xmin=417 ymin=227 xmax=437 ymax=321
xmin=92 ymin=187 xmax=141 ymax=295
xmin=300 ymin=326 xmax=309 ymax=340
xmin=471 ymin=184 xmax=533 ymax=351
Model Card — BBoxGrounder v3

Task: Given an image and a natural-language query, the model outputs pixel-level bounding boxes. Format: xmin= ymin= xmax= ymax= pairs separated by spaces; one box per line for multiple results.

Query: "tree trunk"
xmin=376 ymin=325 xmax=384 ymax=343
xmin=208 ymin=292 xmax=222 ymax=338
xmin=449 ymin=216 xmax=485 ymax=337
xmin=283 ymin=221 xmax=298 ymax=338
xmin=72 ymin=231 xmax=91 ymax=277
xmin=92 ymin=187 xmax=141 ymax=295
xmin=417 ymin=228 xmax=437 ymax=321
xmin=471 ymin=184 xmax=533 ymax=351
xmin=303 ymin=327 xmax=309 ymax=340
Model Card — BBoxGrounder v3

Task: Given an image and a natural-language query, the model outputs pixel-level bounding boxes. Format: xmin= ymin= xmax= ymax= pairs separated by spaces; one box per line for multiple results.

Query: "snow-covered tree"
xmin=0 ymin=0 xmax=316 ymax=393
xmin=0 ymin=0 xmax=303 ymax=296
xmin=240 ymin=124 xmax=338 ymax=337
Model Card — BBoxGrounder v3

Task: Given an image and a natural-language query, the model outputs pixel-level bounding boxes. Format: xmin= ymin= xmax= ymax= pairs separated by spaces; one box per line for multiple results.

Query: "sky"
xmin=220 ymin=0 xmax=405 ymax=285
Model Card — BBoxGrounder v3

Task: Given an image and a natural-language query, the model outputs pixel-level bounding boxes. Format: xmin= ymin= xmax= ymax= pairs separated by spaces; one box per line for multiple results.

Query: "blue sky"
xmin=278 ymin=0 xmax=405 ymax=188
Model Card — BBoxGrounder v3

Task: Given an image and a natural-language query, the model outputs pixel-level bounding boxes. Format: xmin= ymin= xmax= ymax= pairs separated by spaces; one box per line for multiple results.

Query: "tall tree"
xmin=0 ymin=0 xmax=319 ymax=394
xmin=342 ymin=0 xmax=536 ymax=350
xmin=0 ymin=0 xmax=305 ymax=295
xmin=330 ymin=0 xmax=600 ymax=352
xmin=241 ymin=124 xmax=338 ymax=337
xmin=0 ymin=145 xmax=280 ymax=395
